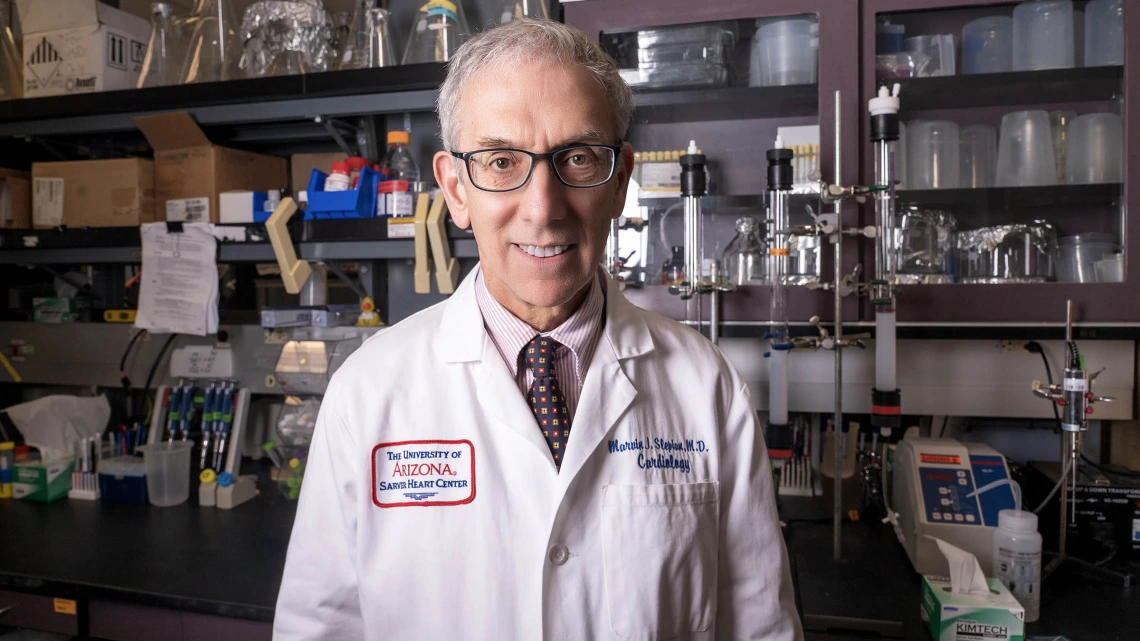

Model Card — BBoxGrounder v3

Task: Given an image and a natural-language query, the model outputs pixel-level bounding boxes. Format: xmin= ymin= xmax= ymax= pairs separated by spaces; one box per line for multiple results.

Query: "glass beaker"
xmin=0 ymin=0 xmax=22 ymax=99
xmin=180 ymin=0 xmax=242 ymax=83
xmin=661 ymin=245 xmax=686 ymax=285
xmin=138 ymin=3 xmax=185 ymax=88
xmin=497 ymin=0 xmax=549 ymax=24
xmin=403 ymin=0 xmax=469 ymax=65
xmin=343 ymin=7 xmax=397 ymax=69
xmin=721 ymin=217 xmax=767 ymax=286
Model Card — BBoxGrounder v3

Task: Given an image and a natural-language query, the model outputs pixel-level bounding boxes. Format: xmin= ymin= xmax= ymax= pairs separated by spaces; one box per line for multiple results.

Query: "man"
xmin=274 ymin=18 xmax=802 ymax=641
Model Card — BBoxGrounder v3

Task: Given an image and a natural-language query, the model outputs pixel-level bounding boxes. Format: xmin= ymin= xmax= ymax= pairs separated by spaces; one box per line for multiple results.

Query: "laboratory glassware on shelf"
xmin=339 ymin=0 xmax=397 ymax=69
xmin=180 ymin=0 xmax=243 ymax=83
xmin=403 ymin=0 xmax=470 ymax=65
xmin=498 ymin=0 xmax=549 ymax=24
xmin=721 ymin=217 xmax=767 ymax=286
xmin=239 ymin=0 xmax=337 ymax=78
xmin=0 ymin=0 xmax=21 ymax=99
xmin=138 ymin=3 xmax=186 ymax=88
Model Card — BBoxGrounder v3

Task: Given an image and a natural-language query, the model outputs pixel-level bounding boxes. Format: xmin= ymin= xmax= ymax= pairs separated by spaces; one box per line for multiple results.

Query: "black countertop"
xmin=1 ymin=470 xmax=1137 ymax=638
xmin=0 ymin=463 xmax=294 ymax=623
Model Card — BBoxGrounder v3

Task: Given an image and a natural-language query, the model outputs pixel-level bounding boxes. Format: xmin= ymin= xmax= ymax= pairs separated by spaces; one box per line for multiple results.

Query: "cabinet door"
xmin=862 ymin=0 xmax=1136 ymax=323
xmin=565 ymin=1 xmax=862 ymax=327
xmin=88 ymin=600 xmax=182 ymax=641
xmin=0 ymin=589 xmax=80 ymax=636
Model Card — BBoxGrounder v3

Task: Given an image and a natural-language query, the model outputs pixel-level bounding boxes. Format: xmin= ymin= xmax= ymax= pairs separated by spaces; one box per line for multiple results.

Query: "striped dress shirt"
xmin=474 ymin=270 xmax=605 ymax=421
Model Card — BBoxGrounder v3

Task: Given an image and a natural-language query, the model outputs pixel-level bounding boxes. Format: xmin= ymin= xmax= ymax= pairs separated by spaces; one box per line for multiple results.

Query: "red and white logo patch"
xmin=372 ymin=439 xmax=476 ymax=508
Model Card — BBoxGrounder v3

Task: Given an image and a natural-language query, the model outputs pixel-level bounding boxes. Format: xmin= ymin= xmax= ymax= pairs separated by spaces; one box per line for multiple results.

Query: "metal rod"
xmin=832 ymin=89 xmax=843 ymax=562
xmin=709 ymin=263 xmax=720 ymax=344
xmin=1058 ymin=431 xmax=1070 ymax=560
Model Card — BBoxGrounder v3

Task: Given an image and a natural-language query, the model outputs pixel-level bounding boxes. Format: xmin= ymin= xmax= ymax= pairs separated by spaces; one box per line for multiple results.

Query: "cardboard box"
xmin=136 ymin=113 xmax=289 ymax=223
xmin=291 ymin=152 xmax=346 ymax=193
xmin=17 ymin=0 xmax=149 ymax=98
xmin=31 ymin=159 xmax=155 ymax=228
xmin=0 ymin=168 xmax=31 ymax=229
xmin=921 ymin=576 xmax=1025 ymax=641
xmin=33 ymin=297 xmax=91 ymax=323
xmin=13 ymin=458 xmax=74 ymax=502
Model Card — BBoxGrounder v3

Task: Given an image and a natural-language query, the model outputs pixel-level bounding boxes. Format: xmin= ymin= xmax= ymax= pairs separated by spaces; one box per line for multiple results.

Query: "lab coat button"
xmin=548 ymin=544 xmax=569 ymax=566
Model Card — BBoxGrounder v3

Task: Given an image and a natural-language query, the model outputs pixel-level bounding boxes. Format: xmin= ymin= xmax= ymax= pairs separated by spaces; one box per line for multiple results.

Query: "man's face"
xmin=434 ymin=58 xmax=634 ymax=315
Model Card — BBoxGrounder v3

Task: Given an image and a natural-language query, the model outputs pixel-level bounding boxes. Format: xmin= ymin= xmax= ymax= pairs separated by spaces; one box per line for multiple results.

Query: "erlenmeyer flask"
xmin=403 ymin=0 xmax=469 ymax=64
xmin=339 ymin=0 xmax=377 ymax=70
xmin=266 ymin=51 xmax=307 ymax=77
xmin=360 ymin=9 xmax=397 ymax=68
xmin=497 ymin=0 xmax=549 ymax=24
xmin=180 ymin=0 xmax=242 ymax=83
xmin=0 ymin=0 xmax=22 ymax=100
xmin=138 ymin=3 xmax=184 ymax=88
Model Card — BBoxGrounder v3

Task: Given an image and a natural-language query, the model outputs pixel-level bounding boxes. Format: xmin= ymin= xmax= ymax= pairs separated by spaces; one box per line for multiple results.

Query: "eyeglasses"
xmin=450 ymin=144 xmax=623 ymax=192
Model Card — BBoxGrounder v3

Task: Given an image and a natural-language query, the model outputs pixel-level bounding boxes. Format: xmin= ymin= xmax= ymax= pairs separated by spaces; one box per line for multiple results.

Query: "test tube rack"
xmin=147 ymin=384 xmax=258 ymax=509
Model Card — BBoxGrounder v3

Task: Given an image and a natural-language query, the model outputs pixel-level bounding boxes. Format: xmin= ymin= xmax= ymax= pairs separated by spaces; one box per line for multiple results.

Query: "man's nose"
xmin=519 ymin=159 xmax=568 ymax=225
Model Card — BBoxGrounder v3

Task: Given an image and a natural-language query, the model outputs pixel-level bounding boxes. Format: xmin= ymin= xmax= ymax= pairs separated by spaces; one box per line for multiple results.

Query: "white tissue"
xmin=2 ymin=395 xmax=111 ymax=461
xmin=929 ymin=536 xmax=991 ymax=595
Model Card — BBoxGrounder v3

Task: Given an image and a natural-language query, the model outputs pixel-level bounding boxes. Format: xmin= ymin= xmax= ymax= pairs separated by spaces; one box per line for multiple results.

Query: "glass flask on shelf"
xmin=497 ymin=0 xmax=549 ymax=24
xmin=342 ymin=7 xmax=397 ymax=69
xmin=661 ymin=245 xmax=686 ymax=286
xmin=403 ymin=0 xmax=470 ymax=65
xmin=721 ymin=217 xmax=767 ymax=286
xmin=180 ymin=0 xmax=242 ymax=83
xmin=138 ymin=3 xmax=185 ymax=88
xmin=0 ymin=0 xmax=22 ymax=100
xmin=339 ymin=0 xmax=376 ymax=69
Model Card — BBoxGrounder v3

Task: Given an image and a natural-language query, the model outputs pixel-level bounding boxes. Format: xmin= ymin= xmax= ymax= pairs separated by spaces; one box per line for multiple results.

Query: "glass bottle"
xmin=661 ymin=246 xmax=686 ymax=286
xmin=0 ymin=0 xmax=21 ymax=100
xmin=403 ymin=0 xmax=469 ymax=65
xmin=383 ymin=131 xmax=421 ymax=183
xmin=138 ymin=3 xmax=184 ymax=88
xmin=180 ymin=0 xmax=242 ymax=83
xmin=497 ymin=0 xmax=549 ymax=24
xmin=722 ymin=217 xmax=768 ymax=286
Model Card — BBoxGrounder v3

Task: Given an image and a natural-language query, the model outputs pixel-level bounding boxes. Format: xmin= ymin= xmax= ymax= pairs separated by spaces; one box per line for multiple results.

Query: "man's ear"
xmin=434 ymin=151 xmax=472 ymax=228
xmin=610 ymin=142 xmax=636 ymax=220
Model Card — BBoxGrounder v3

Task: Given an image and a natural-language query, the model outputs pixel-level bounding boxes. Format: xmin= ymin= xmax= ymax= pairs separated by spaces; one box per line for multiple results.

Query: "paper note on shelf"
xmin=134 ymin=222 xmax=219 ymax=336
xmin=170 ymin=345 xmax=234 ymax=378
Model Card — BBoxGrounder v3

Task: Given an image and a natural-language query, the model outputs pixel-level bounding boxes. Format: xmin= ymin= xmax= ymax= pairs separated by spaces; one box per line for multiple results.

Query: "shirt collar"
xmin=474 ymin=271 xmax=605 ymax=384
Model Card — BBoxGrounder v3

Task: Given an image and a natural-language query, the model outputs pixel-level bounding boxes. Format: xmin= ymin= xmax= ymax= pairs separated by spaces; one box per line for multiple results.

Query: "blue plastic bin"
xmin=305 ymin=166 xmax=379 ymax=220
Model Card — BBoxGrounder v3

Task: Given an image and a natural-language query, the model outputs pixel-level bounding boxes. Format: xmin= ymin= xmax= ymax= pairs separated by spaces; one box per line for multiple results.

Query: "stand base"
xmin=68 ymin=489 xmax=100 ymax=501
xmin=199 ymin=481 xmax=217 ymax=507
xmin=216 ymin=475 xmax=259 ymax=509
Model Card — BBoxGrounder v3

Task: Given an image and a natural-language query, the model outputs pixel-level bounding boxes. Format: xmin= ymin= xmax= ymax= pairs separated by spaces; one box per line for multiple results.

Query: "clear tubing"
xmin=770 ymin=349 xmax=789 ymax=425
xmin=874 ymin=139 xmax=898 ymax=281
xmin=832 ymin=89 xmax=843 ymax=562
xmin=769 ymin=189 xmax=790 ymax=341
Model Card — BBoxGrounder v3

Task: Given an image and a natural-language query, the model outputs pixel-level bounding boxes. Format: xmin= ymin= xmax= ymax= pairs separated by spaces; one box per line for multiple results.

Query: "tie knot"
xmin=523 ymin=335 xmax=561 ymax=379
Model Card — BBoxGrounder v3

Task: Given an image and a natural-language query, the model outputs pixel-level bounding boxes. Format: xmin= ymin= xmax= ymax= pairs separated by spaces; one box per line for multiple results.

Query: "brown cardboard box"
xmin=135 ymin=112 xmax=288 ymax=223
xmin=30 ymin=159 xmax=155 ymax=228
xmin=0 ymin=168 xmax=31 ymax=229
xmin=291 ymin=152 xmax=347 ymax=193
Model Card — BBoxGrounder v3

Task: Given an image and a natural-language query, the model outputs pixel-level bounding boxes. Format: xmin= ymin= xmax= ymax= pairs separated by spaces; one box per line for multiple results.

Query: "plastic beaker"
xmin=906 ymin=120 xmax=960 ymax=189
xmin=1012 ymin=0 xmax=1075 ymax=71
xmin=749 ymin=17 xmax=818 ymax=87
xmin=959 ymin=124 xmax=998 ymax=188
xmin=1064 ymin=112 xmax=1122 ymax=184
xmin=996 ymin=110 xmax=1058 ymax=186
xmin=903 ymin=34 xmax=956 ymax=76
xmin=962 ymin=16 xmax=1012 ymax=74
xmin=1085 ymin=0 xmax=1123 ymax=67
xmin=137 ymin=441 xmax=193 ymax=507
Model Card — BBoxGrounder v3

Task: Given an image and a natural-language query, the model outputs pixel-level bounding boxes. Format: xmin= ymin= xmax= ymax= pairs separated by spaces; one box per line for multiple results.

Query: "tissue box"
xmin=13 ymin=458 xmax=74 ymax=502
xmin=922 ymin=576 xmax=1025 ymax=641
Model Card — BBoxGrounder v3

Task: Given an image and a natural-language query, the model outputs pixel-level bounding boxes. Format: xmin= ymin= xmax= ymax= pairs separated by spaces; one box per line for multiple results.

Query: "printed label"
xmin=372 ymin=440 xmax=475 ymax=507
xmin=1063 ymin=378 xmax=1089 ymax=392
xmin=921 ymin=453 xmax=961 ymax=465
xmin=33 ymin=177 xmax=64 ymax=226
xmin=167 ymin=197 xmax=210 ymax=223
xmin=53 ymin=599 xmax=77 ymax=615
xmin=388 ymin=192 xmax=415 ymax=217
xmin=387 ymin=218 xmax=416 ymax=239
xmin=640 ymin=163 xmax=680 ymax=191
xmin=1132 ymin=518 xmax=1140 ymax=542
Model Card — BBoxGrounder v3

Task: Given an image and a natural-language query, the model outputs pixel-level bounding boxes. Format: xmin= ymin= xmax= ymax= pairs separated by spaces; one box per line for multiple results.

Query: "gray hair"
xmin=436 ymin=18 xmax=633 ymax=151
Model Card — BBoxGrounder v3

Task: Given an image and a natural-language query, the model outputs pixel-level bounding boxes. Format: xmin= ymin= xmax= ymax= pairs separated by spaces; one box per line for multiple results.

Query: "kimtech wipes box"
xmin=922 ymin=575 xmax=1025 ymax=641
xmin=18 ymin=0 xmax=149 ymax=97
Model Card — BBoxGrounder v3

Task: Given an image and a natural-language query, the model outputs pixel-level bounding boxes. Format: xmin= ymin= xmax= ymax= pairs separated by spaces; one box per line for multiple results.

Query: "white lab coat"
xmin=274 ymin=267 xmax=802 ymax=641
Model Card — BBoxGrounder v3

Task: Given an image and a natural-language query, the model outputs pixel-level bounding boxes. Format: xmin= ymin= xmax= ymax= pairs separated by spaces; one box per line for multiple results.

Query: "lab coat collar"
xmin=437 ymin=265 xmax=654 ymax=365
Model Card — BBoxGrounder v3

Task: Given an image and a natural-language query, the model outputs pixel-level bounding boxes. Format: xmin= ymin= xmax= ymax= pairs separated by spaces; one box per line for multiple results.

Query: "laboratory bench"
xmin=1 ymin=466 xmax=1136 ymax=640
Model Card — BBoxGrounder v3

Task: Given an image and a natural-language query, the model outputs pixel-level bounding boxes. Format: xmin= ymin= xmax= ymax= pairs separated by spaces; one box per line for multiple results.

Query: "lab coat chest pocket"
xmin=601 ymin=482 xmax=719 ymax=640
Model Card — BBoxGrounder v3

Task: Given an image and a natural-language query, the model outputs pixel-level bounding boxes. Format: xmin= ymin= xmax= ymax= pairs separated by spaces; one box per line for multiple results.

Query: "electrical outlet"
xmin=999 ymin=340 xmax=1029 ymax=354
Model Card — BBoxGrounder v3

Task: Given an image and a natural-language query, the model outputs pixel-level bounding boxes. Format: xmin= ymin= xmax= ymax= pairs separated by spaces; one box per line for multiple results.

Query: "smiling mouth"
xmin=516 ymin=244 xmax=573 ymax=258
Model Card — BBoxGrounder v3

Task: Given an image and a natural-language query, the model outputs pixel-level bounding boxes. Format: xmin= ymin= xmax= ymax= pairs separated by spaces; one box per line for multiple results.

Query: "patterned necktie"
xmin=523 ymin=335 xmax=572 ymax=469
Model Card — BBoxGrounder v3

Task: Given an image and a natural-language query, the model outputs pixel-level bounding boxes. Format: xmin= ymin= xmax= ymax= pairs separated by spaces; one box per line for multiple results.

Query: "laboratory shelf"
xmin=631 ymin=84 xmax=819 ymax=123
xmin=0 ymin=63 xmax=448 ymax=137
xmin=0 ymin=220 xmax=478 ymax=265
xmin=897 ymin=183 xmax=1123 ymax=210
xmin=892 ymin=65 xmax=1124 ymax=112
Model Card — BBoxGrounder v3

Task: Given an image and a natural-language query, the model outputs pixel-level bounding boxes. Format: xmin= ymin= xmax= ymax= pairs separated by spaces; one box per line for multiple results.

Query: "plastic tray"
xmin=305 ymin=166 xmax=380 ymax=220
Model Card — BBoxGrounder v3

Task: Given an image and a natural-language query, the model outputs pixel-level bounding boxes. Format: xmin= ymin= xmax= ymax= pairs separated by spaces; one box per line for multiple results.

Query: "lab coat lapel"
xmin=558 ymin=276 xmax=654 ymax=486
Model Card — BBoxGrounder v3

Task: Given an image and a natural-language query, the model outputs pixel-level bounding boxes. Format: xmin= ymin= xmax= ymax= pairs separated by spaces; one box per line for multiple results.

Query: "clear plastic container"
xmin=903 ymin=34 xmax=956 ymax=76
xmin=876 ymin=51 xmax=930 ymax=79
xmin=992 ymin=509 xmax=1042 ymax=623
xmin=895 ymin=206 xmax=957 ymax=277
xmin=637 ymin=23 xmax=736 ymax=49
xmin=1057 ymin=232 xmax=1119 ymax=283
xmin=136 ymin=441 xmax=193 ymax=507
xmin=1012 ymin=0 xmax=1075 ymax=71
xmin=721 ymin=217 xmax=767 ymax=286
xmin=959 ymin=124 xmax=998 ymax=188
xmin=383 ymin=131 xmax=420 ymax=183
xmin=996 ymin=110 xmax=1058 ymax=187
xmin=1095 ymin=253 xmax=1123 ymax=282
xmin=956 ymin=223 xmax=1057 ymax=283
xmin=639 ymin=41 xmax=729 ymax=66
xmin=962 ymin=16 xmax=1013 ymax=75
xmin=1064 ymin=112 xmax=1123 ymax=184
xmin=876 ymin=22 xmax=905 ymax=54
xmin=749 ymin=17 xmax=818 ymax=87
xmin=625 ymin=63 xmax=728 ymax=89
xmin=1085 ymin=0 xmax=1124 ymax=67
xmin=906 ymin=120 xmax=960 ymax=189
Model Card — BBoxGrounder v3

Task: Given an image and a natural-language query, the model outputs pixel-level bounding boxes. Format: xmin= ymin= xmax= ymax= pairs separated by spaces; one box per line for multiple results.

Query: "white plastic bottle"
xmin=992 ymin=509 xmax=1042 ymax=622
xmin=325 ymin=161 xmax=351 ymax=192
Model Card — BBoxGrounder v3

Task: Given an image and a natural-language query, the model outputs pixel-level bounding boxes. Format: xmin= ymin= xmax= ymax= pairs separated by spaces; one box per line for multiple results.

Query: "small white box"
xmin=18 ymin=0 xmax=149 ymax=98
xmin=218 ymin=191 xmax=266 ymax=224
